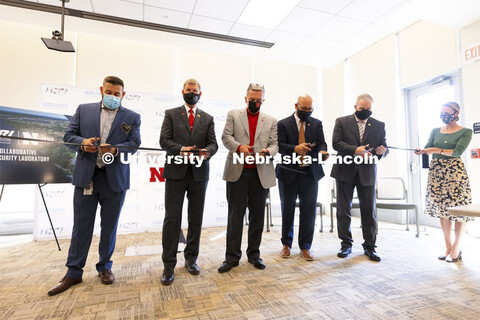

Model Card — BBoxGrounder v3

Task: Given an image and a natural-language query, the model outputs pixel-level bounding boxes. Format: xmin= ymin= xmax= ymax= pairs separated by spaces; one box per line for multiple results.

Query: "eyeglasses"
xmin=297 ymin=104 xmax=314 ymax=112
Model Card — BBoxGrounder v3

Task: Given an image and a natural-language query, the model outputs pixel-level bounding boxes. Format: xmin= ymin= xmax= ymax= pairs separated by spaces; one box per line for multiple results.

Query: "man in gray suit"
xmin=159 ymin=78 xmax=218 ymax=285
xmin=219 ymin=83 xmax=278 ymax=273
xmin=331 ymin=93 xmax=388 ymax=262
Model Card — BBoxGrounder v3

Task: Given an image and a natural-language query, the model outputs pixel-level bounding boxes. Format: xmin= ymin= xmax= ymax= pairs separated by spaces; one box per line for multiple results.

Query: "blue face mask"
xmin=103 ymin=94 xmax=121 ymax=110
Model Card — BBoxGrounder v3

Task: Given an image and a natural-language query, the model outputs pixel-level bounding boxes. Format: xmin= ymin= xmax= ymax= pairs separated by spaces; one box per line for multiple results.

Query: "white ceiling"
xmin=19 ymin=0 xmax=480 ymax=68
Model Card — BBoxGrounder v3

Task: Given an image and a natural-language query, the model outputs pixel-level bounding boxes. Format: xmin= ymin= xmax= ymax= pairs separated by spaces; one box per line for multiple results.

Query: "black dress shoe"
xmin=337 ymin=247 xmax=352 ymax=258
xmin=218 ymin=261 xmax=239 ymax=273
xmin=161 ymin=269 xmax=174 ymax=285
xmin=185 ymin=261 xmax=200 ymax=275
xmin=248 ymin=258 xmax=266 ymax=270
xmin=364 ymin=248 xmax=381 ymax=262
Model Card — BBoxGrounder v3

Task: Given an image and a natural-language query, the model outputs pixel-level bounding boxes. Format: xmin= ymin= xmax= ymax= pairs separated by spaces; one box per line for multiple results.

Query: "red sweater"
xmin=237 ymin=110 xmax=259 ymax=168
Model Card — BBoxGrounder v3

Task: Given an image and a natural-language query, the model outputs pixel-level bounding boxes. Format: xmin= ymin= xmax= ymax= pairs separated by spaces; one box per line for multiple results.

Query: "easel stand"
xmin=0 ymin=184 xmax=61 ymax=251
xmin=37 ymin=184 xmax=61 ymax=251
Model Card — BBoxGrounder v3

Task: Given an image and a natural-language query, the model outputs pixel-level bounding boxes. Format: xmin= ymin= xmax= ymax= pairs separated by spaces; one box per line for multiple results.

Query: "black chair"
xmin=295 ymin=199 xmax=324 ymax=233
xmin=375 ymin=177 xmax=420 ymax=237
xmin=245 ymin=190 xmax=273 ymax=232
xmin=329 ymin=180 xmax=360 ymax=233
xmin=246 ymin=191 xmax=323 ymax=232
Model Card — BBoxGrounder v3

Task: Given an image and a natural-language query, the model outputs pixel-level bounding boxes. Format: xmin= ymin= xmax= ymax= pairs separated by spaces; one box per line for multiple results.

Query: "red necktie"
xmin=189 ymin=109 xmax=194 ymax=132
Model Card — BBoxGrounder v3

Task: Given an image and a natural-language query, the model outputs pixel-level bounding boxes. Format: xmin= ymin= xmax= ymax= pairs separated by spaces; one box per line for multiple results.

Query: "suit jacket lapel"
xmin=362 ymin=118 xmax=371 ymax=144
xmin=106 ymin=106 xmax=125 ymax=141
xmin=288 ymin=114 xmax=299 ymax=144
xmin=239 ymin=109 xmax=249 ymax=137
xmin=349 ymin=114 xmax=361 ymax=145
xmin=254 ymin=112 xmax=266 ymax=142
xmin=305 ymin=119 xmax=312 ymax=143
xmin=179 ymin=106 xmax=191 ymax=133
xmin=94 ymin=102 xmax=101 ymax=137
xmin=191 ymin=108 xmax=202 ymax=136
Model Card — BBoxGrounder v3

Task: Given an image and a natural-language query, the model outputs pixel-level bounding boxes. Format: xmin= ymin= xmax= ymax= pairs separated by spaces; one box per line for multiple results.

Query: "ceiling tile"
xmin=314 ymin=16 xmax=371 ymax=41
xmin=193 ymin=0 xmax=249 ymax=22
xmin=144 ymin=6 xmax=191 ymax=28
xmin=276 ymin=7 xmax=333 ymax=35
xmin=188 ymin=15 xmax=234 ymax=35
xmin=295 ymin=36 xmax=339 ymax=54
xmin=144 ymin=0 xmax=197 ymax=13
xmin=338 ymin=0 xmax=406 ymax=22
xmin=92 ymin=0 xmax=143 ymax=20
xmin=266 ymin=30 xmax=308 ymax=51
xmin=298 ymin=0 xmax=352 ymax=14
xmin=229 ymin=23 xmax=273 ymax=42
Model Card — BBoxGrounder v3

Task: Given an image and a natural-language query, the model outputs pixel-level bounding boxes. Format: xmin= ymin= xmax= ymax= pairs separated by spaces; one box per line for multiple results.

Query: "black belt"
xmin=95 ymin=165 xmax=106 ymax=171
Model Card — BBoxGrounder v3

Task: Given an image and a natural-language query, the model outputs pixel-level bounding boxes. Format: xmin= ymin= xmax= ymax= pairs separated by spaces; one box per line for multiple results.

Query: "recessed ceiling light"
xmin=237 ymin=0 xmax=301 ymax=29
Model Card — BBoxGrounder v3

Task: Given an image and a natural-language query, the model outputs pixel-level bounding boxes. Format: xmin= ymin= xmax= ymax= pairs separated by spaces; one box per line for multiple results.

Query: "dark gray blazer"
xmin=330 ymin=114 xmax=388 ymax=186
xmin=160 ymin=105 xmax=218 ymax=182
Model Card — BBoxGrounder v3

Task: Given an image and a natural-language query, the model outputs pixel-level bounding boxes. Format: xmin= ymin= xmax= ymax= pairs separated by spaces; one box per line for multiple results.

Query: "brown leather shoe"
xmin=47 ymin=276 xmax=82 ymax=296
xmin=300 ymin=249 xmax=314 ymax=261
xmin=98 ymin=269 xmax=115 ymax=285
xmin=280 ymin=245 xmax=291 ymax=258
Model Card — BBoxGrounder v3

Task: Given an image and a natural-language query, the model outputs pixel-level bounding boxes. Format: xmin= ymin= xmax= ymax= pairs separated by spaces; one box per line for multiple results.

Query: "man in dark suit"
xmin=159 ymin=78 xmax=218 ymax=285
xmin=331 ymin=93 xmax=388 ymax=262
xmin=276 ymin=94 xmax=328 ymax=261
xmin=48 ymin=76 xmax=141 ymax=296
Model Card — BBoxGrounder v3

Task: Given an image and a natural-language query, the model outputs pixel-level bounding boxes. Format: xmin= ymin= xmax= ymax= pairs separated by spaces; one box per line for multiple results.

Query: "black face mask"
xmin=355 ymin=109 xmax=372 ymax=120
xmin=248 ymin=100 xmax=261 ymax=114
xmin=440 ymin=114 xmax=456 ymax=124
xmin=297 ymin=110 xmax=312 ymax=122
xmin=183 ymin=92 xmax=200 ymax=106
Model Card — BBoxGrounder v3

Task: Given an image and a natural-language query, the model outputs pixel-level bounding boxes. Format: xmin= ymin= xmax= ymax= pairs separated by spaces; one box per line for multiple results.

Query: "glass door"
xmin=405 ymin=73 xmax=463 ymax=227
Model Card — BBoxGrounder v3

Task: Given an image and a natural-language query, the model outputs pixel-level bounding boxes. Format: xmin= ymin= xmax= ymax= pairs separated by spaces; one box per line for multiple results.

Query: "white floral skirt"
xmin=425 ymin=158 xmax=473 ymax=222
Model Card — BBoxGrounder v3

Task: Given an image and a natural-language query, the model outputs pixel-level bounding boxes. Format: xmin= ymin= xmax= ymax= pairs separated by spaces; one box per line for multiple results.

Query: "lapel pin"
xmin=197 ymin=114 xmax=201 ymax=117
xmin=368 ymin=123 xmax=371 ymax=126
xmin=182 ymin=113 xmax=185 ymax=116
xmin=308 ymin=123 xmax=311 ymax=126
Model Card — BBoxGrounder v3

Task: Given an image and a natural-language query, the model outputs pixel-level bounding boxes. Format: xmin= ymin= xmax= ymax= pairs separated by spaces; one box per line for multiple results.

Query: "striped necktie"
xmin=357 ymin=120 xmax=365 ymax=142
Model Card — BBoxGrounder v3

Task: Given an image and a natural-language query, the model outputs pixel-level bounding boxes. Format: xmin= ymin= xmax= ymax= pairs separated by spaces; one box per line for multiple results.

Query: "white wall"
xmin=0 ymin=8 xmax=319 ymax=228
xmin=322 ymin=19 xmax=480 ymax=228
xmin=399 ymin=21 xmax=461 ymax=88
xmin=460 ymin=20 xmax=480 ymax=203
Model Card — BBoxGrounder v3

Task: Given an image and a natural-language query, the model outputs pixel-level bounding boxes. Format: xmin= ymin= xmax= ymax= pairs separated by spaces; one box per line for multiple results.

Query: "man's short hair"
xmin=356 ymin=93 xmax=373 ymax=105
xmin=247 ymin=83 xmax=265 ymax=95
xmin=183 ymin=78 xmax=201 ymax=91
xmin=103 ymin=76 xmax=124 ymax=89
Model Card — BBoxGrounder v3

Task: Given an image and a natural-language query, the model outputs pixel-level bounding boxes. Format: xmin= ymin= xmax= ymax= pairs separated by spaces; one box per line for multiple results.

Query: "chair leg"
xmin=405 ymin=210 xmax=410 ymax=231
xmin=319 ymin=204 xmax=323 ymax=233
xmin=270 ymin=203 xmax=273 ymax=227
xmin=415 ymin=207 xmax=420 ymax=238
xmin=330 ymin=204 xmax=334 ymax=233
xmin=266 ymin=204 xmax=270 ymax=232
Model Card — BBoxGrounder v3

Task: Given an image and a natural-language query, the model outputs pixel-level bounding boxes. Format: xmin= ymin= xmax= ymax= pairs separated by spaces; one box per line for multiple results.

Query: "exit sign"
xmin=464 ymin=44 xmax=480 ymax=64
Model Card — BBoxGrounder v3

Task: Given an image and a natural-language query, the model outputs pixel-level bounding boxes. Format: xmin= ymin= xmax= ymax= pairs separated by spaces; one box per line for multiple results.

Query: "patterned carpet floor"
xmin=1 ymin=215 xmax=479 ymax=319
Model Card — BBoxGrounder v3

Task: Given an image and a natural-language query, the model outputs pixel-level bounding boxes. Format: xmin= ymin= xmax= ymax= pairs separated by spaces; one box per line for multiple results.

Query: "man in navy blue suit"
xmin=276 ymin=94 xmax=328 ymax=261
xmin=48 ymin=76 xmax=141 ymax=296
